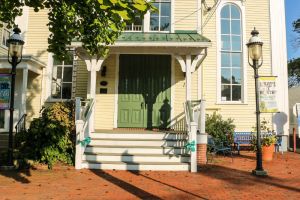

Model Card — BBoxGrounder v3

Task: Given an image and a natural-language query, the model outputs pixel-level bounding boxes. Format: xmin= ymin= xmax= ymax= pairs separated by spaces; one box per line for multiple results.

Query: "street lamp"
xmin=247 ymin=28 xmax=267 ymax=176
xmin=6 ymin=27 xmax=24 ymax=167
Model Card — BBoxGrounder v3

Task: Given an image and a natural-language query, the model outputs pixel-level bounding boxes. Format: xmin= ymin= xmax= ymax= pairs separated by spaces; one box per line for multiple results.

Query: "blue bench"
xmin=233 ymin=132 xmax=253 ymax=154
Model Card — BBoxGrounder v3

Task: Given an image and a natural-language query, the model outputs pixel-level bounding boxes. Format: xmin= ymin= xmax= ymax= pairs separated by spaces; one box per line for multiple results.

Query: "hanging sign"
xmin=0 ymin=74 xmax=11 ymax=110
xmin=258 ymin=76 xmax=278 ymax=113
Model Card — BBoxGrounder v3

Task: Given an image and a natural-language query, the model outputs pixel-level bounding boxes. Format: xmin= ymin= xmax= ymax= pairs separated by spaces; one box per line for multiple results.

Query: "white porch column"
xmin=21 ymin=68 xmax=28 ymax=116
xmin=185 ymin=55 xmax=192 ymax=101
xmin=84 ymin=58 xmax=104 ymax=132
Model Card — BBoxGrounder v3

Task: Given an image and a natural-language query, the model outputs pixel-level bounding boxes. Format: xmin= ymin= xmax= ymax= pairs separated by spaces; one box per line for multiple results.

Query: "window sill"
xmin=216 ymin=101 xmax=248 ymax=105
xmin=45 ymin=98 xmax=73 ymax=103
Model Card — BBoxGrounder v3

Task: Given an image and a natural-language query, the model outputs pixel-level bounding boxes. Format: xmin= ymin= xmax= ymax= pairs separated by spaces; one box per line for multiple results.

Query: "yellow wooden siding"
xmin=25 ymin=9 xmax=49 ymax=63
xmin=192 ymin=64 xmax=198 ymax=100
xmin=173 ymin=60 xmax=186 ymax=118
xmin=74 ymin=60 xmax=88 ymax=98
xmin=26 ymin=71 xmax=42 ymax=122
xmin=174 ymin=0 xmax=198 ymax=31
xmin=94 ymin=55 xmax=116 ymax=130
xmin=202 ymin=0 xmax=273 ymax=131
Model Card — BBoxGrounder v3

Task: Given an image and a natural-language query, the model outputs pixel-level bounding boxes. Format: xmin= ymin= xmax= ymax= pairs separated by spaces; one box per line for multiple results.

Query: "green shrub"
xmin=205 ymin=112 xmax=235 ymax=145
xmin=15 ymin=102 xmax=75 ymax=169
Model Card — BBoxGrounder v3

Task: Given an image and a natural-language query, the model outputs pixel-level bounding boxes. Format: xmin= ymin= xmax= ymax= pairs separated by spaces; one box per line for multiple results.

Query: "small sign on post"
xmin=258 ymin=76 xmax=278 ymax=113
xmin=0 ymin=74 xmax=11 ymax=110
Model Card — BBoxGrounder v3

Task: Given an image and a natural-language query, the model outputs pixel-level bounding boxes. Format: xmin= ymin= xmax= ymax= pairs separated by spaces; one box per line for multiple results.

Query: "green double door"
xmin=118 ymin=54 xmax=171 ymax=129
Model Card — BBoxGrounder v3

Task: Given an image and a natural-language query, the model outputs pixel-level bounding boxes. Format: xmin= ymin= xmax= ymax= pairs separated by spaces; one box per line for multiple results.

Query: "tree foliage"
xmin=0 ymin=0 xmax=153 ymax=60
xmin=288 ymin=57 xmax=300 ymax=87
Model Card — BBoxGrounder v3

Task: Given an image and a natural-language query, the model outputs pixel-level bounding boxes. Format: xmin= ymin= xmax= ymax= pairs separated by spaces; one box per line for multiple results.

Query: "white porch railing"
xmin=184 ymin=100 xmax=206 ymax=173
xmin=124 ymin=24 xmax=143 ymax=32
xmin=75 ymin=97 xmax=95 ymax=169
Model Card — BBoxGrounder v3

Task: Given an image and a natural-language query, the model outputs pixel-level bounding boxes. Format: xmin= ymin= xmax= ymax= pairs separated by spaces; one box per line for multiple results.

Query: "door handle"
xmin=141 ymin=102 xmax=144 ymax=109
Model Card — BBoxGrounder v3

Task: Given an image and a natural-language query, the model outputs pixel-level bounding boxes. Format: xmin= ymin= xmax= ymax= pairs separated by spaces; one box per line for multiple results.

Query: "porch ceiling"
xmin=0 ymin=55 xmax=46 ymax=74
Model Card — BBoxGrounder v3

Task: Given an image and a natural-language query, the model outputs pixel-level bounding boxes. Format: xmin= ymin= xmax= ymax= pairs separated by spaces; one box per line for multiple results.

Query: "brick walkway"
xmin=0 ymin=152 xmax=299 ymax=200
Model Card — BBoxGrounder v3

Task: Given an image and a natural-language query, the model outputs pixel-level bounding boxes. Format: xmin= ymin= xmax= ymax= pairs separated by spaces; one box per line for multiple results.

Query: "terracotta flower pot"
xmin=262 ymin=144 xmax=275 ymax=161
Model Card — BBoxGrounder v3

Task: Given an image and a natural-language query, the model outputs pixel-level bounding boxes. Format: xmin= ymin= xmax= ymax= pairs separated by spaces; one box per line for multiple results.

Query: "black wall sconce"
xmin=101 ymin=66 xmax=107 ymax=77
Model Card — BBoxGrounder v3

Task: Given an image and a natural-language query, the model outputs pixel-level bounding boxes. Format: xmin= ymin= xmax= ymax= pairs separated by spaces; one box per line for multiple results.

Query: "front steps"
xmin=82 ymin=131 xmax=190 ymax=171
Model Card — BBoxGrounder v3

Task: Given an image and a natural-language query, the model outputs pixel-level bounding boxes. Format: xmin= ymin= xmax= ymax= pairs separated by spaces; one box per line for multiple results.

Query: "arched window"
xmin=220 ymin=4 xmax=242 ymax=102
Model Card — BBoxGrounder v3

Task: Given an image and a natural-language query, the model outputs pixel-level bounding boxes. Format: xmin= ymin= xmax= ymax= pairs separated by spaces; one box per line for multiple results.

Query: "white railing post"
xmin=75 ymin=97 xmax=81 ymax=121
xmin=75 ymin=120 xmax=84 ymax=169
xmin=199 ymin=100 xmax=207 ymax=138
xmin=190 ymin=122 xmax=198 ymax=173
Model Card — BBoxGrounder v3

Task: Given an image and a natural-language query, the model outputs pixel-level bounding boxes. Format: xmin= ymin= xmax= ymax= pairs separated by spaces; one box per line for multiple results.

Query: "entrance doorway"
xmin=118 ymin=54 xmax=171 ymax=129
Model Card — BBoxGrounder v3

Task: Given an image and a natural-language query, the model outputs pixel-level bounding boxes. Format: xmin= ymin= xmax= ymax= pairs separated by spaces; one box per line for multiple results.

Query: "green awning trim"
xmin=117 ymin=32 xmax=211 ymax=43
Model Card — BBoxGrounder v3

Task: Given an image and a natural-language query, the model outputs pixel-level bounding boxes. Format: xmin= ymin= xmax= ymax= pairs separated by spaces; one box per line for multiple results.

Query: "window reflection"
xmin=150 ymin=0 xmax=171 ymax=32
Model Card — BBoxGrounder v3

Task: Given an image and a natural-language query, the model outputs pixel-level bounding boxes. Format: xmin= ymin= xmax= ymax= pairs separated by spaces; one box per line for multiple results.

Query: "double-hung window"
xmin=220 ymin=4 xmax=242 ymax=102
xmin=1 ymin=26 xmax=11 ymax=47
xmin=150 ymin=0 xmax=171 ymax=32
xmin=51 ymin=52 xmax=74 ymax=100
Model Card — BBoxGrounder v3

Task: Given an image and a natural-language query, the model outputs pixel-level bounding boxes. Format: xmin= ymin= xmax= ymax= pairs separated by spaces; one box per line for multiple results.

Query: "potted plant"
xmin=261 ymin=134 xmax=277 ymax=161
xmin=251 ymin=119 xmax=277 ymax=161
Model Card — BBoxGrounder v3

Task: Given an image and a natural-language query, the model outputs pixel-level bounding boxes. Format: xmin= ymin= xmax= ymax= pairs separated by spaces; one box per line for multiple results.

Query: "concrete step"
xmin=89 ymin=138 xmax=187 ymax=147
xmin=83 ymin=152 xmax=190 ymax=163
xmin=81 ymin=161 xmax=190 ymax=171
xmin=85 ymin=145 xmax=188 ymax=155
xmin=90 ymin=132 xmax=188 ymax=140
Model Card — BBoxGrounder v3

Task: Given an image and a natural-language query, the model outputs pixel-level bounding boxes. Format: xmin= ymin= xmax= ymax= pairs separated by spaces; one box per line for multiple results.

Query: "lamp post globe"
xmin=247 ymin=28 xmax=263 ymax=68
xmin=247 ymin=28 xmax=267 ymax=176
xmin=6 ymin=27 xmax=24 ymax=167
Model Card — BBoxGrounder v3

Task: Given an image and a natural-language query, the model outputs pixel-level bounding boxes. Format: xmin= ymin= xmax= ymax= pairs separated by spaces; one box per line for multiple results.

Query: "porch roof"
xmin=114 ymin=32 xmax=211 ymax=47
xmin=0 ymin=55 xmax=46 ymax=75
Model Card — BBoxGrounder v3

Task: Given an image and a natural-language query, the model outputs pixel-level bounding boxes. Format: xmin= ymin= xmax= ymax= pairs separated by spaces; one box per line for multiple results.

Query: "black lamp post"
xmin=247 ymin=28 xmax=267 ymax=176
xmin=6 ymin=27 xmax=24 ymax=167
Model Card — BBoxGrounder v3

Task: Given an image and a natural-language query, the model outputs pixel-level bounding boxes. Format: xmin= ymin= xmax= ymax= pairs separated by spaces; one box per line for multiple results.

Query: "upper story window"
xmin=51 ymin=52 xmax=74 ymax=100
xmin=220 ymin=4 xmax=242 ymax=102
xmin=150 ymin=0 xmax=171 ymax=32
xmin=125 ymin=16 xmax=143 ymax=32
xmin=1 ymin=26 xmax=11 ymax=47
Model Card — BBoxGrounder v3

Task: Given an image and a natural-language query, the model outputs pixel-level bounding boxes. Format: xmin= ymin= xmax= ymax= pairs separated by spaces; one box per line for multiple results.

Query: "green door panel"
xmin=118 ymin=54 xmax=171 ymax=129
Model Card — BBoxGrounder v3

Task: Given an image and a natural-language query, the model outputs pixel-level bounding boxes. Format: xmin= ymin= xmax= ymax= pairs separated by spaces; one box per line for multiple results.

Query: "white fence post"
xmin=190 ymin=122 xmax=198 ymax=173
xmin=198 ymin=100 xmax=207 ymax=143
xmin=75 ymin=97 xmax=81 ymax=121
xmin=75 ymin=120 xmax=84 ymax=169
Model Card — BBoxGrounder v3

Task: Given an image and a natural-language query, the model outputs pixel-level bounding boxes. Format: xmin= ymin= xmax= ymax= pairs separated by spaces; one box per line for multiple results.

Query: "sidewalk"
xmin=0 ymin=152 xmax=299 ymax=200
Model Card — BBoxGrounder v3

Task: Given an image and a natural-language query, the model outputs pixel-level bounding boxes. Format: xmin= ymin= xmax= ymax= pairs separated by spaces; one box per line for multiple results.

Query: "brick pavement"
xmin=0 ymin=152 xmax=299 ymax=200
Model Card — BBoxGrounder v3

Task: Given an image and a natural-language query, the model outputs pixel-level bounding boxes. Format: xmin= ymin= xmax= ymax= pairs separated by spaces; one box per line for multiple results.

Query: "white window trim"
xmin=216 ymin=0 xmax=247 ymax=104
